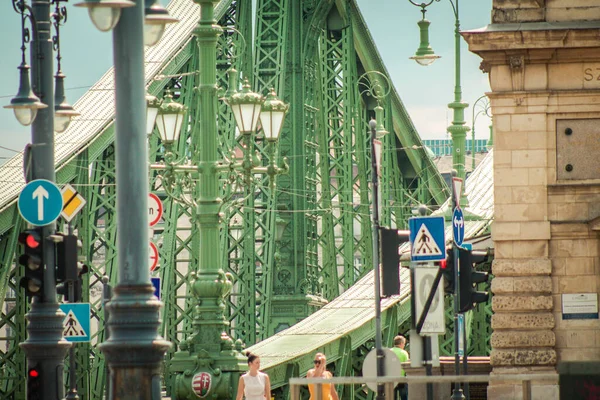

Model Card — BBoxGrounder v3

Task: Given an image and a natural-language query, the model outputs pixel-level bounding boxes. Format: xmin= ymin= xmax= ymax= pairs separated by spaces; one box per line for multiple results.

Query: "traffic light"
xmin=56 ymin=234 xmax=80 ymax=282
xmin=439 ymin=255 xmax=455 ymax=295
xmin=458 ymin=248 xmax=491 ymax=313
xmin=56 ymin=234 xmax=88 ymax=302
xmin=18 ymin=229 xmax=44 ymax=298
xmin=27 ymin=364 xmax=43 ymax=400
xmin=380 ymin=229 xmax=410 ymax=297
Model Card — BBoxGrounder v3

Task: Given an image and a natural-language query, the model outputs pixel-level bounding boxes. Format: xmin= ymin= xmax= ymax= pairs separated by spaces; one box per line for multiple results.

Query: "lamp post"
xmin=408 ymin=2 xmax=468 ymax=399
xmin=359 ymin=71 xmax=391 ymax=400
xmin=4 ymin=0 xmax=82 ymax=398
xmin=408 ymin=0 xmax=470 ymax=186
xmin=470 ymin=95 xmax=491 ymax=170
xmin=147 ymin=2 xmax=288 ymax=397
xmin=77 ymin=0 xmax=177 ymax=398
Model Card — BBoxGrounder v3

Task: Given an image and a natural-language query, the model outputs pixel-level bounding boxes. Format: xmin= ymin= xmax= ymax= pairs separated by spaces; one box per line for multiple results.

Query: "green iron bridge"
xmin=0 ymin=0 xmax=493 ymax=398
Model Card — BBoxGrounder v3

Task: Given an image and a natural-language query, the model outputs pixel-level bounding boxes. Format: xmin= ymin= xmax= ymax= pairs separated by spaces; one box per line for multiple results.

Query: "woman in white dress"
xmin=236 ymin=352 xmax=271 ymax=400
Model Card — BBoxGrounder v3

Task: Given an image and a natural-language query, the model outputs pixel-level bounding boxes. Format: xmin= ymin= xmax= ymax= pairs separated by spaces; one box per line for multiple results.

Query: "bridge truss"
xmin=0 ymin=0 xmax=495 ymax=399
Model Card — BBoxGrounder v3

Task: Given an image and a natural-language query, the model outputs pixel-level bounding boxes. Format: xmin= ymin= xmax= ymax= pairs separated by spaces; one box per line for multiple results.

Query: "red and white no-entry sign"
xmin=148 ymin=193 xmax=163 ymax=227
xmin=149 ymin=241 xmax=159 ymax=272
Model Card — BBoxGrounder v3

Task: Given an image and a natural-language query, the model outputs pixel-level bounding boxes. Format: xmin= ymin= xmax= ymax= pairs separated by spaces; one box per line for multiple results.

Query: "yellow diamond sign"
xmin=61 ymin=184 xmax=86 ymax=222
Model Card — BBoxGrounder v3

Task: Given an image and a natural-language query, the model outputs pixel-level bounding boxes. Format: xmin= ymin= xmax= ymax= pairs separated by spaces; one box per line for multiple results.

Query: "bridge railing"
xmin=290 ymin=373 xmax=559 ymax=400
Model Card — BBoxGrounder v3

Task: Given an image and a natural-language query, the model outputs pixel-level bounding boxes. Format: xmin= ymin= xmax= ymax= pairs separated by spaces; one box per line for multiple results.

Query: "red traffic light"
xmin=28 ymin=368 xmax=39 ymax=378
xmin=19 ymin=231 xmax=41 ymax=249
xmin=439 ymin=259 xmax=447 ymax=269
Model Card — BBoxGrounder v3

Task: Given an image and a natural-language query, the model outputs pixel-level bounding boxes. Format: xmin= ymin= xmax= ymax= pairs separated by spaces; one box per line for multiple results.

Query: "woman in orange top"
xmin=307 ymin=353 xmax=339 ymax=400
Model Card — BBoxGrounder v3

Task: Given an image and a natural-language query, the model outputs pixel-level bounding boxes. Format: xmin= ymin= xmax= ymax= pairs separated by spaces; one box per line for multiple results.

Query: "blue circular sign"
xmin=452 ymin=207 xmax=465 ymax=246
xmin=18 ymin=179 xmax=63 ymax=226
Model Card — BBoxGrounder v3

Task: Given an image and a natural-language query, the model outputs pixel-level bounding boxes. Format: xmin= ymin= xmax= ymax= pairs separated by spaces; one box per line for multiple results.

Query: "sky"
xmin=0 ymin=0 xmax=493 ymax=163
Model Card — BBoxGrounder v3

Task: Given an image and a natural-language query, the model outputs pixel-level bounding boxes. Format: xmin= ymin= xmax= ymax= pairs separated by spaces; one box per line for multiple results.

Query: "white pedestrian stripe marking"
xmin=63 ymin=310 xmax=86 ymax=337
xmin=412 ymin=224 xmax=442 ymax=256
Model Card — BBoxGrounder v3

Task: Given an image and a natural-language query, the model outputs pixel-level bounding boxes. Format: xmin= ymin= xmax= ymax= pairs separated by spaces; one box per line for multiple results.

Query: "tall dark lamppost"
xmin=146 ymin=4 xmax=289 ymax=395
xmin=4 ymin=0 xmax=80 ymax=398
xmin=76 ymin=0 xmax=177 ymax=398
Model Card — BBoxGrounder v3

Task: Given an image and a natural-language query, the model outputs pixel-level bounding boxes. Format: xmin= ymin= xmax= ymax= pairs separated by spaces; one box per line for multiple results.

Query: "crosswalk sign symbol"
xmin=409 ymin=216 xmax=446 ymax=262
xmin=412 ymin=224 xmax=443 ymax=257
xmin=59 ymin=303 xmax=90 ymax=343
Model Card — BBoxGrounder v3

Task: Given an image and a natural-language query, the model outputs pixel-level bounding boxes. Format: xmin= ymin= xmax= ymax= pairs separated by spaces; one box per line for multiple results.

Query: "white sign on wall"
xmin=562 ymin=293 xmax=598 ymax=320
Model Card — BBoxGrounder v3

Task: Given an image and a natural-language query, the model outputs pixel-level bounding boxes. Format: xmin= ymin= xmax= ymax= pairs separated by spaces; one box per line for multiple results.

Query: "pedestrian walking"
xmin=236 ymin=352 xmax=271 ymax=400
xmin=390 ymin=335 xmax=409 ymax=400
xmin=307 ymin=352 xmax=339 ymax=400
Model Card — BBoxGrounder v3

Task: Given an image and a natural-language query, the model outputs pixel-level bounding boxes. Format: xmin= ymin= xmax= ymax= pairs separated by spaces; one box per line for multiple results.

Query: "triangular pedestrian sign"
xmin=412 ymin=224 xmax=443 ymax=256
xmin=63 ymin=310 xmax=86 ymax=337
xmin=408 ymin=216 xmax=446 ymax=261
xmin=59 ymin=303 xmax=90 ymax=342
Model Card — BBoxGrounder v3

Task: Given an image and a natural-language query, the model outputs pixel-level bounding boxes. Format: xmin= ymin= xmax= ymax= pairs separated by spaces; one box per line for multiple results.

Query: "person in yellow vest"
xmin=390 ymin=335 xmax=409 ymax=400
xmin=307 ymin=352 xmax=339 ymax=400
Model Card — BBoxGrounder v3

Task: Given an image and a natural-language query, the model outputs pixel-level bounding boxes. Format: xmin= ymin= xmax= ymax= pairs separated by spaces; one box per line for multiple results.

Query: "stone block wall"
xmin=463 ymin=13 xmax=600 ymax=400
xmin=493 ymin=0 xmax=600 ymax=23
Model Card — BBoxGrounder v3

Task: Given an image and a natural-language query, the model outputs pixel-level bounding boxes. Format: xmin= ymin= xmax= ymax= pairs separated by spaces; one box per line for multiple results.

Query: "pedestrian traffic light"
xmin=27 ymin=363 xmax=43 ymax=400
xmin=380 ymin=229 xmax=410 ymax=297
xmin=458 ymin=248 xmax=491 ymax=313
xmin=18 ymin=229 xmax=44 ymax=298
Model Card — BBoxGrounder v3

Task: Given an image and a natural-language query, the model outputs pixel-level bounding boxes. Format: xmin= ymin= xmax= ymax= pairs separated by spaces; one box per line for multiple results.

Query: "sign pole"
xmin=451 ymin=172 xmax=465 ymax=400
xmin=369 ymin=119 xmax=385 ymax=400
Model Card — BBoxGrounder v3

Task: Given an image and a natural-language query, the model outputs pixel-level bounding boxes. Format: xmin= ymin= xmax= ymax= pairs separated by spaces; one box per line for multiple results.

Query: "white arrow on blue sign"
xmin=452 ymin=208 xmax=465 ymax=247
xmin=18 ymin=179 xmax=63 ymax=226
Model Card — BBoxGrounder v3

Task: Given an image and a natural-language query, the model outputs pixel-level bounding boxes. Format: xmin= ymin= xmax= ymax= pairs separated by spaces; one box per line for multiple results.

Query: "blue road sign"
xmin=18 ymin=179 xmax=63 ymax=226
xmin=452 ymin=208 xmax=465 ymax=247
xmin=59 ymin=303 xmax=90 ymax=343
xmin=151 ymin=277 xmax=161 ymax=299
xmin=409 ymin=216 xmax=446 ymax=262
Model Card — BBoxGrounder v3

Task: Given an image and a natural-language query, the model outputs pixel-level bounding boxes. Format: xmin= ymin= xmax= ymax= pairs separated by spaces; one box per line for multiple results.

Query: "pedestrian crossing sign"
xmin=409 ymin=216 xmax=446 ymax=262
xmin=59 ymin=303 xmax=90 ymax=343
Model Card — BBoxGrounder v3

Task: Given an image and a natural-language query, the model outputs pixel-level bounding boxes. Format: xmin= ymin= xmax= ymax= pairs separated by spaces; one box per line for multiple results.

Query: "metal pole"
xmin=369 ymin=119 xmax=385 ymax=400
xmin=446 ymin=0 xmax=469 ymax=202
xmin=98 ymin=0 xmax=171 ymax=398
xmin=19 ymin=1 xmax=71 ymax=399
xmin=451 ymin=170 xmax=464 ymax=400
xmin=463 ymin=316 xmax=469 ymax=400
xmin=64 ymin=224 xmax=79 ymax=400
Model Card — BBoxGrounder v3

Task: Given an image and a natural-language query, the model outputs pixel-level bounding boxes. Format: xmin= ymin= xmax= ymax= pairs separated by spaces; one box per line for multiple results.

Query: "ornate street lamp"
xmin=260 ymin=88 xmax=289 ymax=141
xmin=145 ymin=94 xmax=161 ymax=136
xmin=52 ymin=4 xmax=79 ymax=133
xmin=4 ymin=62 xmax=47 ymax=126
xmin=226 ymin=78 xmax=264 ymax=135
xmin=155 ymin=90 xmax=186 ymax=144
xmin=75 ymin=0 xmax=135 ymax=32
xmin=409 ymin=3 xmax=441 ymax=66
xmin=149 ymin=39 xmax=288 ymax=399
xmin=144 ymin=0 xmax=178 ymax=46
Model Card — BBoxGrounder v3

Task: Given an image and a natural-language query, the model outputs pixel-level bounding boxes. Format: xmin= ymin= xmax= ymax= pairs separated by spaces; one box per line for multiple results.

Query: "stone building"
xmin=462 ymin=1 xmax=600 ymax=399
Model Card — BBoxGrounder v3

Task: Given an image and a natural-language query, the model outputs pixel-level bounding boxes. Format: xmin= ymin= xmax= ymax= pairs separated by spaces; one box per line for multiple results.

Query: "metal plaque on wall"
xmin=556 ymin=119 xmax=600 ymax=181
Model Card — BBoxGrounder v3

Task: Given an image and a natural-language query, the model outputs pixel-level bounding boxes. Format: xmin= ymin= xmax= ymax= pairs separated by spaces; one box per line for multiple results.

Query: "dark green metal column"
xmin=20 ymin=1 xmax=71 ymax=399
xmin=98 ymin=0 xmax=171 ymax=398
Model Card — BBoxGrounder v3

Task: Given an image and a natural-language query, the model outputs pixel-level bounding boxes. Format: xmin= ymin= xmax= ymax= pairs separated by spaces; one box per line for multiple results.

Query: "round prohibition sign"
xmin=149 ymin=242 xmax=159 ymax=272
xmin=419 ymin=274 xmax=440 ymax=313
xmin=148 ymin=193 xmax=163 ymax=227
